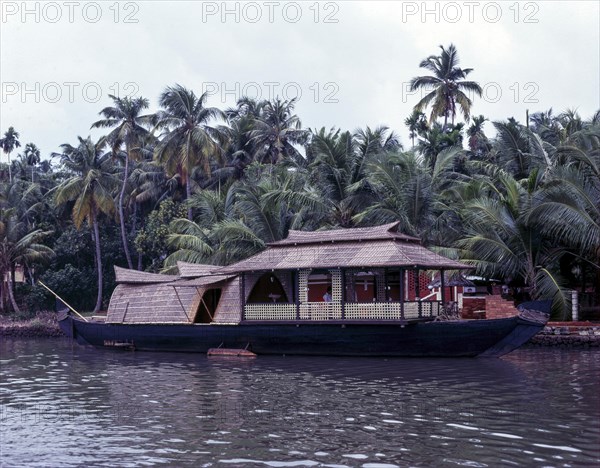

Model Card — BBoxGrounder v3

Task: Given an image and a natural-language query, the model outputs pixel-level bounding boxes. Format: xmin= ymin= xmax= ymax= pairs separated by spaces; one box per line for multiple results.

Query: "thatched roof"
xmin=106 ymin=276 xmax=242 ymax=324
xmin=175 ymin=275 xmax=237 ymax=287
xmin=177 ymin=261 xmax=219 ymax=278
xmin=106 ymin=281 xmax=197 ymax=323
xmin=269 ymin=222 xmax=419 ymax=245
xmin=114 ymin=266 xmax=178 ymax=284
xmin=219 ymin=223 xmax=469 ymax=273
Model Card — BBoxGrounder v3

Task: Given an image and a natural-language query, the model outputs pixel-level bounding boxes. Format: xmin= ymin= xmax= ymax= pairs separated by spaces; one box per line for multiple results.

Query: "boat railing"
xmin=344 ymin=301 xmax=440 ymax=320
xmin=244 ymin=303 xmax=297 ymax=320
xmin=243 ymin=300 xmax=442 ymax=321
xmin=299 ymin=302 xmax=342 ymax=320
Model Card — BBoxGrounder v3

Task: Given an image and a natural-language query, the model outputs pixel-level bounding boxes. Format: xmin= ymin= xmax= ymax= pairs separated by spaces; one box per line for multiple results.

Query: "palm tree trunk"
xmin=186 ymin=135 xmax=193 ymax=221
xmin=526 ymin=256 xmax=537 ymax=302
xmin=92 ymin=209 xmax=103 ymax=313
xmin=186 ymin=173 xmax=193 ymax=220
xmin=119 ymin=147 xmax=133 ymax=269
xmin=0 ymin=276 xmax=6 ymax=313
xmin=6 ymin=273 xmax=20 ymax=314
xmin=8 ymin=151 xmax=12 ymax=184
xmin=130 ymin=201 xmax=138 ymax=236
xmin=131 ymin=202 xmax=142 ymax=271
xmin=595 ymin=261 xmax=600 ymax=307
xmin=28 ymin=265 xmax=35 ymax=285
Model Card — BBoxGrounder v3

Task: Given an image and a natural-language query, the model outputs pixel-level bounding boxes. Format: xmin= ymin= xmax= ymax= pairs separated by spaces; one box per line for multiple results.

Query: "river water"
xmin=1 ymin=339 xmax=598 ymax=467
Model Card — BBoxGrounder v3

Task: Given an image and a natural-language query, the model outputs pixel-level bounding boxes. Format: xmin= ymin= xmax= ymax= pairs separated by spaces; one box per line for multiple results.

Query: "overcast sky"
xmin=1 ymin=0 xmax=599 ymax=160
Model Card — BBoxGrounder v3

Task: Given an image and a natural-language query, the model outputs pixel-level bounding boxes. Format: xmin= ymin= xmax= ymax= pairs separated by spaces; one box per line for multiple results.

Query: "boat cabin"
xmin=105 ymin=222 xmax=469 ymax=325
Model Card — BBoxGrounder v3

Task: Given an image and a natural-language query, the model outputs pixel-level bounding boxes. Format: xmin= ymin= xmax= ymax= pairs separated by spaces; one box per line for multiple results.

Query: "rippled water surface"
xmin=1 ymin=339 xmax=599 ymax=467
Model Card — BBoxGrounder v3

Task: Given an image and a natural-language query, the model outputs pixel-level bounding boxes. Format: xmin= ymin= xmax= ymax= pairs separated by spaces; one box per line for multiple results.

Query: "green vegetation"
xmin=0 ymin=44 xmax=598 ymax=318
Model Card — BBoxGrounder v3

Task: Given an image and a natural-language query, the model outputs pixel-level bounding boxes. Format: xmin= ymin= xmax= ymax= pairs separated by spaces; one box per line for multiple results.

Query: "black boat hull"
xmin=58 ymin=307 xmax=549 ymax=357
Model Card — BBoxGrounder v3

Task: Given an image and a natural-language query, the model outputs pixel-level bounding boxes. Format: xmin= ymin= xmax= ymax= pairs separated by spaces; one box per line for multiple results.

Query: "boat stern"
xmin=477 ymin=300 xmax=551 ymax=357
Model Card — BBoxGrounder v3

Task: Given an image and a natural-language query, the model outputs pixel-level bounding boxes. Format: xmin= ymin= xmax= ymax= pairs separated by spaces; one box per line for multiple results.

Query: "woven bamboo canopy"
xmin=219 ymin=222 xmax=469 ymax=273
xmin=106 ymin=222 xmax=469 ymax=324
xmin=114 ymin=266 xmax=178 ymax=284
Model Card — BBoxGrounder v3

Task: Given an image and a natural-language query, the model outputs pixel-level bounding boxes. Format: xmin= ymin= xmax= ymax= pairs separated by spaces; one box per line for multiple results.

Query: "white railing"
xmin=243 ymin=301 xmax=442 ymax=321
xmin=299 ymin=302 xmax=342 ymax=320
xmin=344 ymin=301 xmax=433 ymax=319
xmin=244 ymin=303 xmax=297 ymax=320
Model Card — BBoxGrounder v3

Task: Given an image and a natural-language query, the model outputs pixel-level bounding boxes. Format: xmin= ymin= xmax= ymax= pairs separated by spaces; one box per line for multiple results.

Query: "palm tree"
xmin=0 ymin=208 xmax=53 ymax=313
xmin=212 ymin=98 xmax=265 ymax=184
xmin=225 ymin=96 xmax=265 ymax=121
xmin=530 ymin=126 xmax=600 ymax=303
xmin=404 ymin=110 xmax=428 ymax=148
xmin=492 ymin=120 xmax=553 ymax=180
xmin=230 ymin=167 xmax=311 ymax=244
xmin=91 ymin=95 xmax=153 ymax=269
xmin=417 ymin=122 xmax=464 ymax=169
xmin=0 ymin=175 xmax=46 ymax=229
xmin=153 ymin=85 xmax=225 ymax=220
xmin=0 ymin=127 xmax=21 ymax=183
xmin=249 ymin=98 xmax=307 ymax=166
xmin=23 ymin=143 xmax=41 ymax=183
xmin=588 ymin=110 xmax=600 ymax=126
xmin=359 ymin=147 xmax=464 ymax=243
xmin=466 ymin=115 xmax=490 ymax=158
xmin=54 ymin=137 xmax=118 ymax=312
xmin=409 ymin=44 xmax=482 ymax=127
xmin=558 ymin=109 xmax=584 ymax=139
xmin=529 ymin=108 xmax=562 ymax=146
xmin=307 ymin=127 xmax=373 ymax=227
xmin=354 ymin=125 xmax=402 ymax=156
xmin=164 ymin=166 xmax=318 ymax=268
xmin=458 ymin=170 xmax=569 ymax=316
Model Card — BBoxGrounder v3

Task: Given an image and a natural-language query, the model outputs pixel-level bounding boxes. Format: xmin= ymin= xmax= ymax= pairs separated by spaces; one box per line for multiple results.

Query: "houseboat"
xmin=54 ymin=222 xmax=551 ymax=357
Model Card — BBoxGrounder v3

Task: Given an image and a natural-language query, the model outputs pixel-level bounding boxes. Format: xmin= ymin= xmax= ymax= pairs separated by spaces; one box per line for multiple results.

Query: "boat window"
xmin=247 ymin=273 xmax=290 ymax=303
xmin=343 ymin=270 xmax=405 ymax=303
xmin=347 ymin=271 xmax=377 ymax=303
xmin=195 ymin=288 xmax=222 ymax=323
xmin=385 ymin=273 xmax=401 ymax=301
xmin=307 ymin=270 xmax=332 ymax=302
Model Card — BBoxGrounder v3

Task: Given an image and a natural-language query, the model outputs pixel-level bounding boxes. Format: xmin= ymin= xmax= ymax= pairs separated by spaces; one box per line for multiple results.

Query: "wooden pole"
xmin=241 ymin=273 xmax=246 ymax=321
xmin=399 ymin=268 xmax=405 ymax=321
xmin=415 ymin=268 xmax=422 ymax=318
xmin=38 ymin=281 xmax=88 ymax=322
xmin=440 ymin=269 xmax=446 ymax=305
xmin=294 ymin=270 xmax=300 ymax=320
xmin=171 ymin=285 xmax=191 ymax=321
xmin=341 ymin=268 xmax=346 ymax=320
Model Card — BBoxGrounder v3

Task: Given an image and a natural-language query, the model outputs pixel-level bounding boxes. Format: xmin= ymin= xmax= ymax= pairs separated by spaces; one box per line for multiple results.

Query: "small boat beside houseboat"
xmin=54 ymin=222 xmax=551 ymax=357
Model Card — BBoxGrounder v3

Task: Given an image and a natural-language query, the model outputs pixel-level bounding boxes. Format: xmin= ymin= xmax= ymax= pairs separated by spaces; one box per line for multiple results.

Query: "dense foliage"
xmin=1 ymin=45 xmax=598 ymax=318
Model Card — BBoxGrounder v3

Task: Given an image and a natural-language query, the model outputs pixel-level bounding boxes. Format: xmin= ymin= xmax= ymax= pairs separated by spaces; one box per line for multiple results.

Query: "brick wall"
xmin=406 ymin=271 xmax=432 ymax=300
xmin=485 ymin=295 xmax=519 ymax=319
xmin=462 ymin=297 xmax=486 ymax=319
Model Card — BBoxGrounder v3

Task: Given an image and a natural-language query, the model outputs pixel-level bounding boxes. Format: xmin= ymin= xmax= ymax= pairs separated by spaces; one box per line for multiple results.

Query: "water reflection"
xmin=1 ymin=339 xmax=598 ymax=467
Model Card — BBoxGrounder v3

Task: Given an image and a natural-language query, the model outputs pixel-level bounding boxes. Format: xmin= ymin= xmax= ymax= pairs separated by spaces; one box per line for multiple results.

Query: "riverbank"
xmin=526 ymin=323 xmax=600 ymax=349
xmin=0 ymin=312 xmax=64 ymax=337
